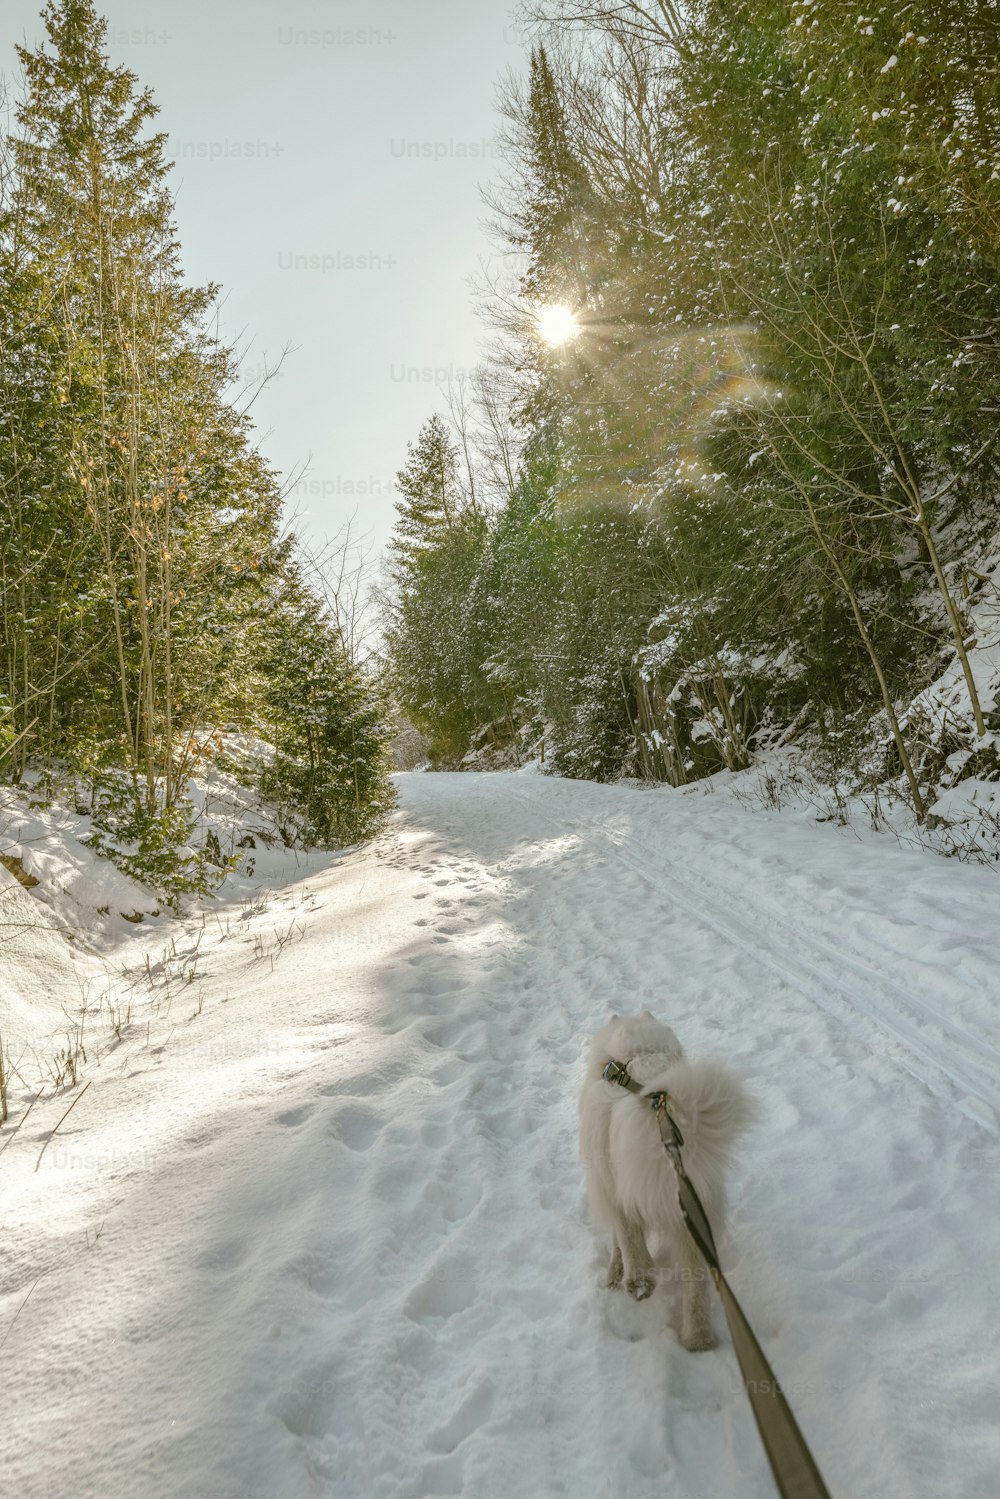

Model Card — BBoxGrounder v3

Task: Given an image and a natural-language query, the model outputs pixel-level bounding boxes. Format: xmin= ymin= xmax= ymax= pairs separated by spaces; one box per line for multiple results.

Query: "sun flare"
xmin=535 ymin=304 xmax=580 ymax=348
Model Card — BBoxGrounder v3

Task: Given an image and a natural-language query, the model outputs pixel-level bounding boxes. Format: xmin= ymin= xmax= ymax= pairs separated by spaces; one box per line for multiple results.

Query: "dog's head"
xmin=588 ymin=1008 xmax=684 ymax=1081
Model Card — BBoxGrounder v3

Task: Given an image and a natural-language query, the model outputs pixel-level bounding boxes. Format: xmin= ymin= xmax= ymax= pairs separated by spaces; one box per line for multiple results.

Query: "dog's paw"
xmin=626 ymin=1272 xmax=656 ymax=1302
xmin=681 ymin=1327 xmax=719 ymax=1352
xmin=606 ymin=1249 xmax=624 ymax=1289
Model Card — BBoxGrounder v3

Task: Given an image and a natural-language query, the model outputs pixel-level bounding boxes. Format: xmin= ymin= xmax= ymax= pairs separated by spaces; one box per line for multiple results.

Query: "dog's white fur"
xmin=579 ymin=1010 xmax=754 ymax=1351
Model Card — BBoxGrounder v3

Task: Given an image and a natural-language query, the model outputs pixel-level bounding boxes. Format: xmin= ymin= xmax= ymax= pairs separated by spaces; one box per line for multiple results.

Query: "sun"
xmin=535 ymin=304 xmax=580 ymax=347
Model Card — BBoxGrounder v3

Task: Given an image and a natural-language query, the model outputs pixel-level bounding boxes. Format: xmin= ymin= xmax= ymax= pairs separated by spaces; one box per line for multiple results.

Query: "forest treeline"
xmin=0 ymin=1 xmax=392 ymax=892
xmin=384 ymin=0 xmax=1000 ymax=825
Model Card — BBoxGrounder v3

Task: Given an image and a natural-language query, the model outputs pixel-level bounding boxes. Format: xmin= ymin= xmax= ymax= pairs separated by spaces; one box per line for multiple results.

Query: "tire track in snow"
xmin=652 ymin=838 xmax=1000 ymax=1103
xmin=510 ymin=786 xmax=1000 ymax=1136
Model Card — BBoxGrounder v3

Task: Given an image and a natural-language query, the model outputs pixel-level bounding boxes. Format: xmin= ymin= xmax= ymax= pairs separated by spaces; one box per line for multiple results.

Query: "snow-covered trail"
xmin=3 ymin=770 xmax=1000 ymax=1499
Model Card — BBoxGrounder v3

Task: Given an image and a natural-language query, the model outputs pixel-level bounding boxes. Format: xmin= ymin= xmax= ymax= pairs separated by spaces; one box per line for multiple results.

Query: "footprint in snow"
xmin=421 ymin=1018 xmax=469 ymax=1048
xmin=414 ymin=1452 xmax=465 ymax=1498
xmin=275 ymin=1367 xmax=360 ymax=1443
xmin=326 ymin=1102 xmax=383 ymax=1152
xmin=404 ymin=1259 xmax=477 ymax=1322
xmin=431 ymin=1055 xmax=467 ymax=1087
xmin=276 ymin=1103 xmax=314 ymax=1129
xmin=284 ymin=1246 xmax=341 ymax=1298
xmin=602 ymin=1294 xmax=651 ymax=1343
xmin=396 ymin=1323 xmax=436 ymax=1378
xmin=427 ymin=1380 xmax=496 ymax=1455
xmin=537 ymin=1182 xmax=563 ymax=1212
xmin=421 ymin=1174 xmax=483 ymax=1225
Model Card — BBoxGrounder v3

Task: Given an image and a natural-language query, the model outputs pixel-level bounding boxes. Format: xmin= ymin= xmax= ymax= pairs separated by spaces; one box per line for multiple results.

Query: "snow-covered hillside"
xmin=2 ymin=769 xmax=999 ymax=1498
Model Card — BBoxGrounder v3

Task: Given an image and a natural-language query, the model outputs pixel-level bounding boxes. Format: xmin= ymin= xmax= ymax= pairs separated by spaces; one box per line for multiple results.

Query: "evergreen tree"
xmin=0 ymin=1 xmax=303 ymax=811
xmin=514 ymin=45 xmax=596 ymax=310
xmin=2 ymin=0 xmax=229 ymax=798
xmin=409 ymin=0 xmax=1000 ymax=806
xmin=258 ymin=558 xmax=393 ymax=845
xmin=388 ymin=413 xmax=469 ymax=585
xmin=0 ymin=1 xmax=395 ymax=872
xmin=384 ymin=519 xmax=491 ymax=765
xmin=383 ymin=411 xmax=501 ymax=765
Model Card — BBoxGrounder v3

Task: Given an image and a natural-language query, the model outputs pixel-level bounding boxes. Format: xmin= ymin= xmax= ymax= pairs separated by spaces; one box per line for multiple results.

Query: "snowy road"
xmin=3 ymin=769 xmax=1000 ymax=1499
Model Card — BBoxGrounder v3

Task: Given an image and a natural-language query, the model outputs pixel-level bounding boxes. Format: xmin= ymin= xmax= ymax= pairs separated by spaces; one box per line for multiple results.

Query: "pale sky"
xmin=1 ymin=0 xmax=527 ymax=561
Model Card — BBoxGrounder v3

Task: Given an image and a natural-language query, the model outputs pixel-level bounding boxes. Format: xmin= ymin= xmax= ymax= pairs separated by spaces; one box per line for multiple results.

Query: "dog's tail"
xmin=655 ymin=1058 xmax=756 ymax=1191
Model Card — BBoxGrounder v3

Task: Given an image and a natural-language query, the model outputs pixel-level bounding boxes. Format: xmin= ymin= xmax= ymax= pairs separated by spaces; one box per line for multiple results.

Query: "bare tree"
xmin=520 ymin=0 xmax=684 ymax=52
xmin=472 ymin=364 xmax=523 ymax=506
xmin=444 ymin=374 xmax=482 ymax=516
xmin=299 ymin=514 xmax=380 ymax=665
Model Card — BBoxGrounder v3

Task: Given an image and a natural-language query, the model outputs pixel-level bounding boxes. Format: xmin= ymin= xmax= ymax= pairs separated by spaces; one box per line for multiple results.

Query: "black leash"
xmin=602 ymin=1058 xmax=834 ymax=1499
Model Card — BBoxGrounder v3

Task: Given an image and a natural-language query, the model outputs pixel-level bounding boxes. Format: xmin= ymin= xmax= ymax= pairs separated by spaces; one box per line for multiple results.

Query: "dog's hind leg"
xmin=606 ymin=1235 xmax=624 ymax=1288
xmin=615 ymin=1212 xmax=656 ymax=1301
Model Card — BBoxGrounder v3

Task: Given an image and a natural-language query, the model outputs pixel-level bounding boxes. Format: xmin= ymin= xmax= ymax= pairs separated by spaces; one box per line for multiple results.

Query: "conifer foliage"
xmin=383 ymin=414 xmax=492 ymax=764
xmin=0 ymin=1 xmax=392 ymax=884
xmin=386 ymin=6 xmax=1000 ymax=825
xmin=388 ymin=413 xmax=469 ymax=580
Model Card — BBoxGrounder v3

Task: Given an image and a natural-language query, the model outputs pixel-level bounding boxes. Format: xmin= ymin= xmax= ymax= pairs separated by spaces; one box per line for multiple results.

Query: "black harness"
xmin=603 ymin=1057 xmax=834 ymax=1499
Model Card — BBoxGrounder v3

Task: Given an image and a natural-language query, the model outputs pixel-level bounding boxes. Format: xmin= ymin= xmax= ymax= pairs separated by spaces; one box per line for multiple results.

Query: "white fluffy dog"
xmin=579 ymin=1010 xmax=754 ymax=1351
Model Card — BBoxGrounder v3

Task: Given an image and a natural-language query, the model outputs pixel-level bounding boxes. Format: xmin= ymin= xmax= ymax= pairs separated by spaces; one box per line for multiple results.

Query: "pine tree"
xmin=388 ymin=413 xmax=469 ymax=584
xmin=0 ymin=1 xmax=395 ymax=870
xmin=382 ymin=409 xmax=501 ymax=764
xmin=258 ymin=559 xmax=393 ymax=845
xmin=514 ymin=46 xmax=597 ymax=309
xmin=0 ymin=0 xmax=286 ymax=804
